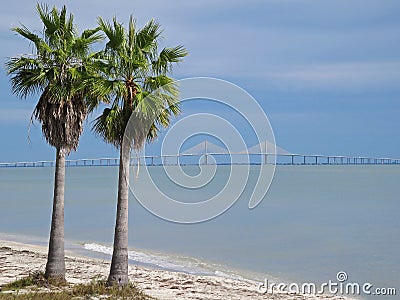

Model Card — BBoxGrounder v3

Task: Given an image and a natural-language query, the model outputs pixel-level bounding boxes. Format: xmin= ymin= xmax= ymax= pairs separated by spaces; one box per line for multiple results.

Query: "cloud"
xmin=256 ymin=61 xmax=400 ymax=91
xmin=0 ymin=109 xmax=32 ymax=123
xmin=1 ymin=1 xmax=400 ymax=93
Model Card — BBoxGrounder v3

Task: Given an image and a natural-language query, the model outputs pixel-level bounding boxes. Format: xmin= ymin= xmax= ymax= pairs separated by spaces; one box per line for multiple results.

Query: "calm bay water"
xmin=0 ymin=165 xmax=399 ymax=298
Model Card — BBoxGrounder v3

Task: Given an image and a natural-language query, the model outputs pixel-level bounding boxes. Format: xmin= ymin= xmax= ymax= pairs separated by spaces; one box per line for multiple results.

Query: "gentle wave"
xmin=83 ymin=243 xmax=255 ymax=282
xmin=84 ymin=243 xmax=214 ymax=276
xmin=214 ymin=270 xmax=249 ymax=282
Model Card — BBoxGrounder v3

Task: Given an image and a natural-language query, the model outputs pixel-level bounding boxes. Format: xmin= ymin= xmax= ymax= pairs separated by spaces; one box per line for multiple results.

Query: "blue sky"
xmin=0 ymin=0 xmax=399 ymax=162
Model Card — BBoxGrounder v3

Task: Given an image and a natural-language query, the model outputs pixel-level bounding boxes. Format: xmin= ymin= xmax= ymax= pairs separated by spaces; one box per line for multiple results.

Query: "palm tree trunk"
xmin=45 ymin=147 xmax=66 ymax=280
xmin=108 ymin=144 xmax=130 ymax=286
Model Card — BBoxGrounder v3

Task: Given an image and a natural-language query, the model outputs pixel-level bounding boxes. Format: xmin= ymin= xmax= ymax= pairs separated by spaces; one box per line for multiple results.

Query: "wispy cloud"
xmin=0 ymin=109 xmax=31 ymax=123
xmin=257 ymin=61 xmax=400 ymax=91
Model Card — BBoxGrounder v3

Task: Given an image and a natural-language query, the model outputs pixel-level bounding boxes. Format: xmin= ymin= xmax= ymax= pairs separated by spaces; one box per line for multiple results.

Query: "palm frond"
xmin=12 ymin=25 xmax=41 ymax=48
xmin=36 ymin=4 xmax=57 ymax=37
xmin=98 ymin=17 xmax=125 ymax=52
xmin=152 ymin=45 xmax=188 ymax=74
xmin=136 ymin=19 xmax=161 ymax=53
xmin=92 ymin=106 xmax=124 ymax=147
xmin=128 ymin=16 xmax=136 ymax=50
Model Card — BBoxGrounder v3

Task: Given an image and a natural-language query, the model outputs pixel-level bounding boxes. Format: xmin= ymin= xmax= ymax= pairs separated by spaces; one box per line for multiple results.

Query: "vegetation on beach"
xmin=0 ymin=273 xmax=154 ymax=299
xmin=1 ymin=272 xmax=66 ymax=291
xmin=5 ymin=4 xmax=102 ymax=281
xmin=89 ymin=16 xmax=187 ymax=286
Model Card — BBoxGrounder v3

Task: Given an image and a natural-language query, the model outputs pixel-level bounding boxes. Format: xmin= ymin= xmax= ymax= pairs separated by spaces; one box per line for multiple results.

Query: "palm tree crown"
xmin=7 ymin=4 xmax=103 ymax=153
xmin=91 ymin=16 xmax=188 ymax=149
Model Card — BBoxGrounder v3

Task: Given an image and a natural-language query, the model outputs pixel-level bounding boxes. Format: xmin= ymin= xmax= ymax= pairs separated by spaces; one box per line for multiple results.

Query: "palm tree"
xmin=89 ymin=16 xmax=188 ymax=286
xmin=6 ymin=4 xmax=103 ymax=280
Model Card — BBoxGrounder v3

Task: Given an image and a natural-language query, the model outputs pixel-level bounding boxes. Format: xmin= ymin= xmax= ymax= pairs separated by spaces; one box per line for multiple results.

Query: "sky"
xmin=0 ymin=0 xmax=399 ymax=162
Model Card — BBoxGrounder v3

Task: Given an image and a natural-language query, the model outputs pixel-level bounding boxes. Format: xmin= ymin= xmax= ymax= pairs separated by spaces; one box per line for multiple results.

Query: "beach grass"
xmin=1 ymin=272 xmax=66 ymax=290
xmin=0 ymin=273 xmax=155 ymax=299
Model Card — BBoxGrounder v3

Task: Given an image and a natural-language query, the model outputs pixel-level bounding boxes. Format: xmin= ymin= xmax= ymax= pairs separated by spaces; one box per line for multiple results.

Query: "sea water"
xmin=0 ymin=165 xmax=399 ymax=298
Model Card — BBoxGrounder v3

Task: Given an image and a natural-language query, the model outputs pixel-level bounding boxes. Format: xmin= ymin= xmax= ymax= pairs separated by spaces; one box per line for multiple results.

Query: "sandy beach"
xmin=0 ymin=239 xmax=357 ymax=300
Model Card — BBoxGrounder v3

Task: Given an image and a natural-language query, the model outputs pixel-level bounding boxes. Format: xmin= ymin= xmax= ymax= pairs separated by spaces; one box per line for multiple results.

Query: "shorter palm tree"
xmin=89 ymin=16 xmax=187 ymax=286
xmin=6 ymin=4 xmax=103 ymax=280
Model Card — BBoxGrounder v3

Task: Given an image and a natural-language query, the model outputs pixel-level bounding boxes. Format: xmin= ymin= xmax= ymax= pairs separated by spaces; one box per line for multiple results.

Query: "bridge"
xmin=1 ymin=141 xmax=399 ymax=168
xmin=1 ymin=144 xmax=399 ymax=168
xmin=0 ymin=154 xmax=399 ymax=168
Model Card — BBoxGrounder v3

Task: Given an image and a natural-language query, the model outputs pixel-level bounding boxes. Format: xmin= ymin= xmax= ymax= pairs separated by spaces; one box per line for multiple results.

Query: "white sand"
xmin=0 ymin=239 xmax=355 ymax=299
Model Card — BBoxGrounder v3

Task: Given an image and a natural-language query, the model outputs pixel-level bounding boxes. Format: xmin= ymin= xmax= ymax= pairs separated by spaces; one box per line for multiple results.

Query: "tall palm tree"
xmin=89 ymin=16 xmax=188 ymax=286
xmin=6 ymin=4 xmax=103 ymax=280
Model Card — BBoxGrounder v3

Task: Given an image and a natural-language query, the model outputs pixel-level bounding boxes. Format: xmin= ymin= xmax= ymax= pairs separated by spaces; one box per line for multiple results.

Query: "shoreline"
xmin=0 ymin=239 xmax=357 ymax=300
